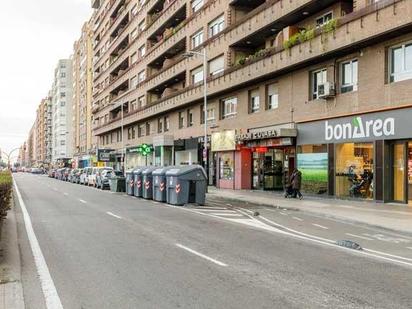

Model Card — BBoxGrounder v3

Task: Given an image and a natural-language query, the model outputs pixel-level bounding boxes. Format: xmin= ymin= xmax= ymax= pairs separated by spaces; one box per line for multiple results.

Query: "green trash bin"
xmin=110 ymin=176 xmax=126 ymax=192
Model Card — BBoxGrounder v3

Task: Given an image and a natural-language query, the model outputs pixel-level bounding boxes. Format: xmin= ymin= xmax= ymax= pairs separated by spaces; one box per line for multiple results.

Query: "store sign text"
xmin=236 ymin=130 xmax=278 ymax=142
xmin=325 ymin=116 xmax=395 ymax=141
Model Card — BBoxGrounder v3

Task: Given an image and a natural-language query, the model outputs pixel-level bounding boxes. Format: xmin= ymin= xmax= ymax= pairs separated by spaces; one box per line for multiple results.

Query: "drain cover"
xmin=336 ymin=240 xmax=362 ymax=250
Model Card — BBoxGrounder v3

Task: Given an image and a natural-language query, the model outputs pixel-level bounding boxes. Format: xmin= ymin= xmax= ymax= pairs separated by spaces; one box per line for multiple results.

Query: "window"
xmin=249 ymin=89 xmax=260 ymax=113
xmin=341 ymin=59 xmax=358 ymax=93
xmin=127 ymin=128 xmax=132 ymax=140
xmin=60 ymin=102 xmax=66 ymax=107
xmin=178 ymin=112 xmax=185 ymax=128
xmin=187 ymin=109 xmax=193 ymax=127
xmin=208 ymin=15 xmax=224 ymax=37
xmin=209 ymin=55 xmax=224 ymax=76
xmin=60 ymin=72 xmax=66 ymax=78
xmin=164 ymin=116 xmax=170 ymax=131
xmin=138 ymin=20 xmax=145 ymax=32
xmin=146 ymin=122 xmax=151 ymax=136
xmin=131 ymin=28 xmax=138 ymax=39
xmin=267 ymin=83 xmax=279 ymax=109
xmin=389 ymin=42 xmax=412 ymax=83
xmin=191 ymin=66 xmax=204 ymax=84
xmin=138 ymin=70 xmax=146 ymax=83
xmin=60 ymin=140 xmax=66 ymax=146
xmin=131 ymin=52 xmax=138 ymax=64
xmin=138 ymin=95 xmax=145 ymax=108
xmin=191 ymin=0 xmax=204 ymax=13
xmin=158 ymin=118 xmax=163 ymax=133
xmin=138 ymin=44 xmax=146 ymax=57
xmin=316 ymin=12 xmax=333 ymax=27
xmin=220 ymin=153 xmax=234 ymax=180
xmin=200 ymin=105 xmax=215 ymax=124
xmin=138 ymin=124 xmax=144 ymax=137
xmin=60 ymin=92 xmax=66 ymax=98
xmin=131 ymin=4 xmax=138 ymax=16
xmin=130 ymin=99 xmax=137 ymax=111
xmin=130 ymin=76 xmax=138 ymax=89
xmin=222 ymin=97 xmax=237 ymax=119
xmin=191 ymin=29 xmax=204 ymax=49
xmin=311 ymin=68 xmax=327 ymax=100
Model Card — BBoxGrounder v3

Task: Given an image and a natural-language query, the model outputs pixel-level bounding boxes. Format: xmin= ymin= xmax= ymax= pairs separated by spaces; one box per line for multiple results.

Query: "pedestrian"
xmin=290 ymin=168 xmax=303 ymax=200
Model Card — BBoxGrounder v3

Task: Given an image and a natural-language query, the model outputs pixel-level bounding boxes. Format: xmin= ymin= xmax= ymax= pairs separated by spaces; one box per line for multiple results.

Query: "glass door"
xmin=252 ymin=152 xmax=263 ymax=190
xmin=393 ymin=143 xmax=406 ymax=202
xmin=408 ymin=142 xmax=412 ymax=204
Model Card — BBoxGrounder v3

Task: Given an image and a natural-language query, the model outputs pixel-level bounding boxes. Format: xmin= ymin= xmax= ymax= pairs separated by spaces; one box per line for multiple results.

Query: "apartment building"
xmin=45 ymin=94 xmax=53 ymax=164
xmin=72 ymin=21 xmax=95 ymax=168
xmin=34 ymin=98 xmax=47 ymax=166
xmin=51 ymin=59 xmax=73 ymax=162
xmin=91 ymin=0 xmax=412 ymax=204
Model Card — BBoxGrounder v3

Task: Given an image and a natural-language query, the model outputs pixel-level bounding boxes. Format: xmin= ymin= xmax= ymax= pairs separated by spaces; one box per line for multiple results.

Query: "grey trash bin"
xmin=142 ymin=167 xmax=157 ymax=200
xmin=166 ymin=165 xmax=207 ymax=206
xmin=110 ymin=175 xmax=126 ymax=192
xmin=133 ymin=167 xmax=145 ymax=198
xmin=126 ymin=169 xmax=134 ymax=195
xmin=153 ymin=166 xmax=176 ymax=202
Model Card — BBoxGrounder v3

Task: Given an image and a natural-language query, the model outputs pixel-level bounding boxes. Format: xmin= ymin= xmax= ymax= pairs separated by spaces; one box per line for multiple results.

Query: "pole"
xmin=121 ymin=103 xmax=126 ymax=172
xmin=203 ymin=48 xmax=208 ymax=179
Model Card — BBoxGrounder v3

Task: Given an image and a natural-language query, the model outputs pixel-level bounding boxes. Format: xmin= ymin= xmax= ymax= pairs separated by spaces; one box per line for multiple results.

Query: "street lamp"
xmin=183 ymin=48 xmax=208 ymax=170
xmin=108 ymin=102 xmax=126 ymax=172
xmin=1 ymin=147 xmax=21 ymax=169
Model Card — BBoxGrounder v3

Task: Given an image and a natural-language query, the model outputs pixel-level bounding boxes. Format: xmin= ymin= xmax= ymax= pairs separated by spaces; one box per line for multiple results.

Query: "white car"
xmin=80 ymin=167 xmax=92 ymax=185
xmin=88 ymin=167 xmax=99 ymax=187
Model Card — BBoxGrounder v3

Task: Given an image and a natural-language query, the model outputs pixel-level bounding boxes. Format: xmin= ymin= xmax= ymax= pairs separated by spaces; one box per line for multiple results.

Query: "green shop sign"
xmin=127 ymin=144 xmax=154 ymax=156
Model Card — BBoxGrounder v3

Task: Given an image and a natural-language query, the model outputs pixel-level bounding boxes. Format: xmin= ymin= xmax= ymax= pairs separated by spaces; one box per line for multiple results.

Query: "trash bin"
xmin=153 ymin=166 xmax=176 ymax=202
xmin=142 ymin=167 xmax=157 ymax=200
xmin=110 ymin=175 xmax=126 ymax=192
xmin=126 ymin=169 xmax=134 ymax=196
xmin=166 ymin=165 xmax=207 ymax=206
xmin=133 ymin=167 xmax=145 ymax=198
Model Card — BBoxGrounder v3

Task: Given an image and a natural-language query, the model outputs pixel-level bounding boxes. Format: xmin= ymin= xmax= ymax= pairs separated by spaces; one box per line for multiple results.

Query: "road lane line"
xmin=79 ymin=199 xmax=87 ymax=204
xmin=63 ymin=193 xmax=68 ymax=196
xmin=345 ymin=233 xmax=374 ymax=241
xmin=176 ymin=244 xmax=227 ymax=267
xmin=293 ymin=217 xmax=303 ymax=222
xmin=106 ymin=212 xmax=122 ymax=219
xmin=407 ymin=247 xmax=412 ymax=250
xmin=279 ymin=212 xmax=287 ymax=216
xmin=208 ymin=213 xmax=243 ymax=217
xmin=312 ymin=223 xmax=329 ymax=230
xmin=13 ymin=179 xmax=64 ymax=309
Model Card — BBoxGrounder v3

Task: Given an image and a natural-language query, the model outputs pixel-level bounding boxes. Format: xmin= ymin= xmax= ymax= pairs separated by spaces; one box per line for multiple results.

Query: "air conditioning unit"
xmin=318 ymin=82 xmax=335 ymax=99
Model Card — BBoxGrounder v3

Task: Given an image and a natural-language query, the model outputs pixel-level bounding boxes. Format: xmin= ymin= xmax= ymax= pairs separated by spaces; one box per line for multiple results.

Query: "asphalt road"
xmin=13 ymin=173 xmax=412 ymax=309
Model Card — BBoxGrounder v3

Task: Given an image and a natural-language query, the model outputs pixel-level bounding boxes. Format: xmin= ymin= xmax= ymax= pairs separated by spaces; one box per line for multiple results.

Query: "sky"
xmin=0 ymin=0 xmax=92 ymax=159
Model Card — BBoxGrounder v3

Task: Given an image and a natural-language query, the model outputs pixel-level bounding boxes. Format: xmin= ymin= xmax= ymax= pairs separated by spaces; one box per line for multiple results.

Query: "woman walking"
xmin=290 ymin=168 xmax=303 ymax=199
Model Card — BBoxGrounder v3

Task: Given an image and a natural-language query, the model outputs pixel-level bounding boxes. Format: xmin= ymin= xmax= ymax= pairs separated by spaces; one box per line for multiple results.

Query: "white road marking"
xmin=176 ymin=244 xmax=227 ymax=267
xmin=53 ymin=187 xmax=58 ymax=191
xmin=79 ymin=199 xmax=87 ymax=204
xmin=292 ymin=216 xmax=303 ymax=222
xmin=208 ymin=213 xmax=243 ymax=217
xmin=312 ymin=223 xmax=329 ymax=230
xmin=407 ymin=247 xmax=412 ymax=250
xmin=279 ymin=212 xmax=287 ymax=216
xmin=106 ymin=212 xmax=122 ymax=219
xmin=197 ymin=209 xmax=235 ymax=213
xmin=364 ymin=248 xmax=412 ymax=262
xmin=13 ymin=179 xmax=64 ymax=309
xmin=63 ymin=193 xmax=68 ymax=196
xmin=345 ymin=233 xmax=374 ymax=241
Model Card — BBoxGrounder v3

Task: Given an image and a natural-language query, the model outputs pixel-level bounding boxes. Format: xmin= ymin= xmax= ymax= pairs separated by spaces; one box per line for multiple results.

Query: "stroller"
xmin=284 ymin=184 xmax=295 ymax=198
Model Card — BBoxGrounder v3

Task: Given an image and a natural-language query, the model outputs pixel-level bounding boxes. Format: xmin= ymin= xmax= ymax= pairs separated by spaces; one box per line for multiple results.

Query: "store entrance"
xmin=389 ymin=141 xmax=412 ymax=204
xmin=408 ymin=142 xmax=412 ymax=204
xmin=252 ymin=148 xmax=289 ymax=191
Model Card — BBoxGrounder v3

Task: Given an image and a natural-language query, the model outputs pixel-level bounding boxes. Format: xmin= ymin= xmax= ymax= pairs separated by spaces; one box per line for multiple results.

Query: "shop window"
xmin=297 ymin=145 xmax=328 ymax=195
xmin=389 ymin=41 xmax=412 ymax=83
xmin=208 ymin=15 xmax=224 ymax=37
xmin=221 ymin=97 xmax=237 ymax=119
xmin=191 ymin=29 xmax=204 ymax=49
xmin=340 ymin=59 xmax=358 ymax=93
xmin=219 ymin=153 xmax=234 ymax=180
xmin=311 ymin=68 xmax=327 ymax=100
xmin=316 ymin=12 xmax=333 ymax=27
xmin=249 ymin=89 xmax=260 ymax=113
xmin=335 ymin=143 xmax=374 ymax=199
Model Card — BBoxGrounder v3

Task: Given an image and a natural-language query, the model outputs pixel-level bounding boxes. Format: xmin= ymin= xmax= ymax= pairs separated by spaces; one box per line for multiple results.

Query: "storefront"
xmin=174 ymin=138 xmax=200 ymax=165
xmin=153 ymin=135 xmax=174 ymax=167
xmin=297 ymin=107 xmax=412 ymax=203
xmin=236 ymin=124 xmax=297 ymax=191
xmin=126 ymin=144 xmax=154 ymax=169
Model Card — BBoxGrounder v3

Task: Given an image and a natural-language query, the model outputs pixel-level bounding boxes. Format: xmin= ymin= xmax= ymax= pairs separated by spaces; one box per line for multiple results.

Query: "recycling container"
xmin=133 ymin=167 xmax=146 ymax=198
xmin=153 ymin=166 xmax=176 ymax=202
xmin=142 ymin=167 xmax=157 ymax=200
xmin=110 ymin=176 xmax=126 ymax=192
xmin=166 ymin=165 xmax=207 ymax=206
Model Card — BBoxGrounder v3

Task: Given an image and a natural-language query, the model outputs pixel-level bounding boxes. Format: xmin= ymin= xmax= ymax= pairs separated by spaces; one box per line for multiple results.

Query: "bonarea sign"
xmin=297 ymin=108 xmax=411 ymax=144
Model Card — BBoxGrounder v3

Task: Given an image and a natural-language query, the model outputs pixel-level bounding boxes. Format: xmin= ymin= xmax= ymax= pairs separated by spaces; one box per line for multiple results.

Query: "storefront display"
xmin=219 ymin=153 xmax=234 ymax=180
xmin=297 ymin=144 xmax=328 ymax=195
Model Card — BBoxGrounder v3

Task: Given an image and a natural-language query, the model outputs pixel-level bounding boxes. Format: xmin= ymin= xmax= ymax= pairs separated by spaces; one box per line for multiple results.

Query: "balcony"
xmin=94 ymin=0 xmax=411 ymax=135
xmin=147 ymin=38 xmax=186 ymax=76
xmin=91 ymin=0 xmax=101 ymax=9
xmin=147 ymin=71 xmax=186 ymax=104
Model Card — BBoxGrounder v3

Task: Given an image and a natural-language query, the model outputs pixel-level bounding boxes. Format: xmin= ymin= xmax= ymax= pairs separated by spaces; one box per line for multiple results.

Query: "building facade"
xmin=90 ymin=0 xmax=412 ymax=204
xmin=72 ymin=21 xmax=95 ymax=168
xmin=51 ymin=59 xmax=73 ymax=162
xmin=45 ymin=94 xmax=53 ymax=164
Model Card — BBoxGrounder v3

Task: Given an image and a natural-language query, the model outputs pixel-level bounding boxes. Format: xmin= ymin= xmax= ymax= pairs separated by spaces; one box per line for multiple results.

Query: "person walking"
xmin=290 ymin=168 xmax=303 ymax=199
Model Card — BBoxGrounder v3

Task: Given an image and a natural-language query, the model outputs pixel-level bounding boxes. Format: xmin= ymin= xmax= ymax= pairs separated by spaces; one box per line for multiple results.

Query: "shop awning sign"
xmin=236 ymin=129 xmax=278 ymax=142
xmin=97 ymin=149 xmax=114 ymax=162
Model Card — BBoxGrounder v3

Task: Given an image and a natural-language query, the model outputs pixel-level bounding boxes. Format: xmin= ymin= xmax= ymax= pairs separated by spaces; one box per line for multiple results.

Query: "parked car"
xmin=80 ymin=167 xmax=93 ymax=185
xmin=48 ymin=169 xmax=56 ymax=178
xmin=88 ymin=167 xmax=98 ymax=187
xmin=62 ymin=168 xmax=71 ymax=181
xmin=31 ymin=168 xmax=43 ymax=174
xmin=96 ymin=167 xmax=114 ymax=189
xmin=11 ymin=167 xmax=17 ymax=173
xmin=68 ymin=169 xmax=77 ymax=183
xmin=70 ymin=168 xmax=82 ymax=184
xmin=98 ymin=170 xmax=123 ymax=190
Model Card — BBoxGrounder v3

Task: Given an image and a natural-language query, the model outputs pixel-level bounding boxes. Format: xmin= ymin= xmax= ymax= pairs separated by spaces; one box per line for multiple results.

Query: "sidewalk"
xmin=207 ymin=187 xmax=412 ymax=235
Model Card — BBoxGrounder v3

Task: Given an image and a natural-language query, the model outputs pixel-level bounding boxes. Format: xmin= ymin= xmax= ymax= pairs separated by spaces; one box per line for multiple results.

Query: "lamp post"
xmin=109 ymin=102 xmax=125 ymax=172
xmin=183 ymin=48 xmax=208 ymax=171
xmin=1 ymin=148 xmax=21 ymax=169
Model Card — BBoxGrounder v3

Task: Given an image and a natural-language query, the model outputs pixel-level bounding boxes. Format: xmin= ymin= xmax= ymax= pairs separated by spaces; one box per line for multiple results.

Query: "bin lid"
xmin=152 ymin=166 xmax=176 ymax=176
xmin=165 ymin=165 xmax=207 ymax=178
xmin=142 ymin=166 xmax=158 ymax=175
xmin=132 ymin=167 xmax=146 ymax=175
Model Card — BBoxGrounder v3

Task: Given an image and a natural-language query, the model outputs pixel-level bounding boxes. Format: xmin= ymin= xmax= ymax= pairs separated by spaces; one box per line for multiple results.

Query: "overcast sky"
xmin=0 ymin=0 xmax=92 ymax=158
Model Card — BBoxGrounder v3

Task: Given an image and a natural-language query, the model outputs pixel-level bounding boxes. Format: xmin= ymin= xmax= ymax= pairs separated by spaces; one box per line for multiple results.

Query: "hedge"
xmin=0 ymin=171 xmax=13 ymax=218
